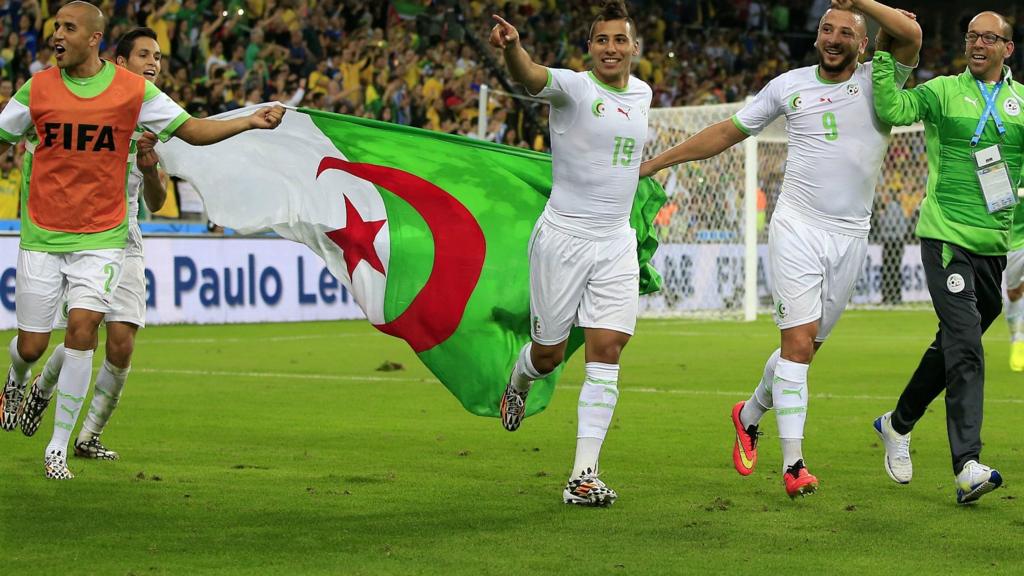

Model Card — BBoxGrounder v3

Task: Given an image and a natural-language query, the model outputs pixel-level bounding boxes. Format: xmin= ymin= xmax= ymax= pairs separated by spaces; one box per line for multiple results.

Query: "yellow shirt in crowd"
xmin=0 ymin=167 xmax=21 ymax=219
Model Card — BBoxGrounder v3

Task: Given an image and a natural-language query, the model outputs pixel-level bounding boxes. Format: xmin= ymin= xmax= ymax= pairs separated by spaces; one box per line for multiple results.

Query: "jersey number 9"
xmin=822 ymin=112 xmax=839 ymax=142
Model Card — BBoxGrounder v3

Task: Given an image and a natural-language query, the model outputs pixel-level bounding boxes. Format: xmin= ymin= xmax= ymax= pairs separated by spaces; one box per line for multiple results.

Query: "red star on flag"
xmin=326 ymin=196 xmax=387 ymax=277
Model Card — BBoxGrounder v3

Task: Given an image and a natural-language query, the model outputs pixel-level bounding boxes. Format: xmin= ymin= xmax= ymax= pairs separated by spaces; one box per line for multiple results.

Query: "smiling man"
xmin=490 ymin=0 xmax=651 ymax=507
xmin=19 ymin=27 xmax=170 ymax=464
xmin=640 ymin=0 xmax=921 ymax=499
xmin=871 ymin=10 xmax=1024 ymax=505
xmin=0 ymin=1 xmax=284 ymax=480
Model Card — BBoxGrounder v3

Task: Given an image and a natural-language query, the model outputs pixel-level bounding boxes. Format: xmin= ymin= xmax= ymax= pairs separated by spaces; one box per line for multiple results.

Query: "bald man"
xmin=642 ymin=0 xmax=921 ymax=499
xmin=871 ymin=10 xmax=1024 ymax=504
xmin=0 ymin=1 xmax=285 ymax=480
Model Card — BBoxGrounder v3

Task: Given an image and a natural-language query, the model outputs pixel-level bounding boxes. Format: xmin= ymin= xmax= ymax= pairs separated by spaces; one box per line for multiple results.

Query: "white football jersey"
xmin=124 ymin=163 xmax=145 ymax=258
xmin=734 ymin=61 xmax=913 ymax=237
xmin=535 ymin=68 xmax=652 ymax=239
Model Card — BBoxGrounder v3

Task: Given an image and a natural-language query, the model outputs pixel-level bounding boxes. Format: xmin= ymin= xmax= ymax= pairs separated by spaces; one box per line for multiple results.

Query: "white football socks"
xmin=740 ymin=347 xmax=780 ymax=428
xmin=572 ymin=362 xmax=619 ymax=478
xmin=8 ymin=335 xmax=34 ymax=385
xmin=80 ymin=360 xmax=130 ymax=440
xmin=773 ymin=358 xmax=809 ymax=470
xmin=37 ymin=343 xmax=65 ymax=398
xmin=511 ymin=342 xmax=547 ymax=393
xmin=1007 ymin=298 xmax=1024 ymax=342
xmin=46 ymin=348 xmax=93 ymax=459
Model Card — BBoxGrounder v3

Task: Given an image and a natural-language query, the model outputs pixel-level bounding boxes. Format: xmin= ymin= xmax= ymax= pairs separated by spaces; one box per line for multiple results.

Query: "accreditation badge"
xmin=974 ymin=144 xmax=1017 ymax=213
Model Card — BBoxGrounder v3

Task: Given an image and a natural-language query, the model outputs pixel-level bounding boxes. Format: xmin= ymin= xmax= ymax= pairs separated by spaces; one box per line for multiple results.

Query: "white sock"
xmin=511 ymin=342 xmax=547 ymax=393
xmin=80 ymin=360 xmax=130 ymax=440
xmin=45 ymin=348 xmax=93 ymax=458
xmin=572 ymin=362 xmax=619 ymax=478
xmin=740 ymin=347 xmax=780 ymax=428
xmin=773 ymin=358 xmax=809 ymax=470
xmin=1008 ymin=298 xmax=1024 ymax=342
xmin=8 ymin=335 xmax=34 ymax=385
xmin=37 ymin=344 xmax=65 ymax=397
xmin=781 ymin=439 xmax=803 ymax=471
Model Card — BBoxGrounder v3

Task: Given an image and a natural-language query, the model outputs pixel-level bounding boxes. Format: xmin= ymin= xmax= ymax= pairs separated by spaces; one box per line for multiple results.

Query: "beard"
xmin=817 ymin=48 xmax=858 ymax=73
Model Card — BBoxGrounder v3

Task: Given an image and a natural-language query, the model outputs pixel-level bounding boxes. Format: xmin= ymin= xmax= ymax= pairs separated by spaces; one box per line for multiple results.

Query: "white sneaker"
xmin=563 ymin=468 xmax=617 ymax=507
xmin=956 ymin=460 xmax=1002 ymax=504
xmin=873 ymin=411 xmax=912 ymax=484
xmin=44 ymin=450 xmax=75 ymax=480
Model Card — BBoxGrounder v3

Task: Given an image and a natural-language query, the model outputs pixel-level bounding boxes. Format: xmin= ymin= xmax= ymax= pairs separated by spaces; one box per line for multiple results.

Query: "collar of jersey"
xmin=587 ymin=70 xmax=628 ymax=93
xmin=960 ymin=65 xmax=1015 ymax=90
xmin=814 ymin=64 xmax=858 ymax=85
xmin=61 ymin=60 xmax=112 ymax=87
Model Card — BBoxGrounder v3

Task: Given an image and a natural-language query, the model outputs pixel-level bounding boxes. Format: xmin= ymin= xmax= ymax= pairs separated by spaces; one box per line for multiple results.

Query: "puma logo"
xmin=781 ymin=388 xmax=803 ymax=399
xmin=964 ymin=96 xmax=979 ymax=107
xmin=617 ymin=107 xmax=630 ymax=120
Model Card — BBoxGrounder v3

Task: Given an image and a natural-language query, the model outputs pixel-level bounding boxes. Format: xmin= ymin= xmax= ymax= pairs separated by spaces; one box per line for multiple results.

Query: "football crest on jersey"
xmin=591 ymin=99 xmax=606 ymax=118
xmin=776 ymin=301 xmax=789 ymax=319
xmin=846 ymin=84 xmax=860 ymax=97
xmin=1004 ymin=98 xmax=1021 ymax=117
xmin=788 ymin=93 xmax=802 ymax=110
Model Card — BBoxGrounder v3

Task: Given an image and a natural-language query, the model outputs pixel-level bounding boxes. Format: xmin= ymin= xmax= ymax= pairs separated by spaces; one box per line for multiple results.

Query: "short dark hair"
xmin=589 ymin=0 xmax=636 ymax=41
xmin=115 ymin=27 xmax=158 ymax=62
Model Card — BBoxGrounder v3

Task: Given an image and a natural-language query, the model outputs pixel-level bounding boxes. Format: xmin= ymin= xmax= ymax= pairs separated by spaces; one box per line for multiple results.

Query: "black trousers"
xmin=891 ymin=238 xmax=1005 ymax=474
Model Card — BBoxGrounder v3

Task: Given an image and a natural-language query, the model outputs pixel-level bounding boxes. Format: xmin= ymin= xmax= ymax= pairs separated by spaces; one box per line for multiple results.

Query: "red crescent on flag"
xmin=316 ymin=157 xmax=486 ymax=353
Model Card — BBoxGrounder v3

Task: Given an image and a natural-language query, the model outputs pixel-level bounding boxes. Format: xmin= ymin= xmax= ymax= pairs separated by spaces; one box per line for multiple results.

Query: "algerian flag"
xmin=157 ymin=106 xmax=664 ymax=418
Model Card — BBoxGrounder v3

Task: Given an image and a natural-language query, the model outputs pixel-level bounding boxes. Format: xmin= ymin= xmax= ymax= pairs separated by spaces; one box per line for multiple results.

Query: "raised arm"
xmin=171 ymin=105 xmax=285 ymax=146
xmin=640 ymin=119 xmax=748 ymax=178
xmin=871 ymin=51 xmax=937 ymax=126
xmin=834 ymin=0 xmax=922 ymax=66
xmin=490 ymin=15 xmax=548 ymax=96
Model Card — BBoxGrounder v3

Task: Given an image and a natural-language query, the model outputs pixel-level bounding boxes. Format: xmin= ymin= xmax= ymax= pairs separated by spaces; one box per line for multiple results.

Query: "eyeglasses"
xmin=965 ymin=32 xmax=1011 ymax=45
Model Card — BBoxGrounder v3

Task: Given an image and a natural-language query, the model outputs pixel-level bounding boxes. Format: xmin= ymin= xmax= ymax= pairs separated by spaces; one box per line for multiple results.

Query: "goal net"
xmin=642 ymin=101 xmax=930 ymax=319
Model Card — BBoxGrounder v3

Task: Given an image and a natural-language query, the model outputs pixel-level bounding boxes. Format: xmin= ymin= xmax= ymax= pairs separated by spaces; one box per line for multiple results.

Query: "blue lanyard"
xmin=972 ymin=80 xmax=1005 ymax=147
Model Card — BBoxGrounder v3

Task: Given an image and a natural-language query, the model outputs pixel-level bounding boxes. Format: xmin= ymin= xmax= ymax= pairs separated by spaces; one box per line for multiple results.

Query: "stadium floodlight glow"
xmin=668 ymin=51 xmax=675 ymax=58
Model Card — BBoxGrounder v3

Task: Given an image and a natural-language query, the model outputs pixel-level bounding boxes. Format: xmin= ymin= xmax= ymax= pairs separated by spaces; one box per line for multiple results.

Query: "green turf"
xmin=1 ymin=311 xmax=1022 ymax=574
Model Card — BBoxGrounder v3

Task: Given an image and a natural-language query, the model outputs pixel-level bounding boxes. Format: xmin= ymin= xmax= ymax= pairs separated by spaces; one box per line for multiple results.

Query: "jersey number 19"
xmin=612 ymin=136 xmax=635 ymax=166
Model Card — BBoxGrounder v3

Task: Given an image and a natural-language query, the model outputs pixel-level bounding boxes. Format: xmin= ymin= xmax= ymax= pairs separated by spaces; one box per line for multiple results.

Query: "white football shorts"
xmin=768 ymin=215 xmax=867 ymax=342
xmin=1006 ymin=248 xmax=1024 ymax=290
xmin=16 ymin=248 xmax=124 ymax=333
xmin=528 ymin=221 xmax=639 ymax=345
xmin=53 ymin=254 xmax=145 ymax=329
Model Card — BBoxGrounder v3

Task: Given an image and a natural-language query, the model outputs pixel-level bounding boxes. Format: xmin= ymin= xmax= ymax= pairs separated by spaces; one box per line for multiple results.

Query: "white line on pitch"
xmin=132 ymin=367 xmax=417 ymax=383
xmin=132 ymin=367 xmax=1024 ymax=405
xmin=139 ymin=333 xmax=382 ymax=344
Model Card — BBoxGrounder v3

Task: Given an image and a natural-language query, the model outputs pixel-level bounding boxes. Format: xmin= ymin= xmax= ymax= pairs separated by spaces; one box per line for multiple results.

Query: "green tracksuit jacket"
xmin=872 ymin=51 xmax=1024 ymax=255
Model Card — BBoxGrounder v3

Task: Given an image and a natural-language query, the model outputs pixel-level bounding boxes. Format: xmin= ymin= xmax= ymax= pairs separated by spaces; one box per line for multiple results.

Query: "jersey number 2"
xmin=822 ymin=112 xmax=839 ymax=141
xmin=612 ymin=136 xmax=635 ymax=166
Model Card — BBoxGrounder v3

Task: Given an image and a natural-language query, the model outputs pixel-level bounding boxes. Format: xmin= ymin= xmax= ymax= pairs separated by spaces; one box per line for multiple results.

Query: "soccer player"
xmin=871 ymin=11 xmax=1023 ymax=504
xmin=17 ymin=27 xmax=167 ymax=461
xmin=640 ymin=1 xmax=921 ymax=498
xmin=0 ymin=2 xmax=284 ymax=479
xmin=491 ymin=0 xmax=651 ymax=506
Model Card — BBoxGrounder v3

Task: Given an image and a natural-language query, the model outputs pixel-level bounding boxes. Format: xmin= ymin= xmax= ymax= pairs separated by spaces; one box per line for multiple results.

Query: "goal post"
xmin=643 ymin=101 xmax=929 ymax=320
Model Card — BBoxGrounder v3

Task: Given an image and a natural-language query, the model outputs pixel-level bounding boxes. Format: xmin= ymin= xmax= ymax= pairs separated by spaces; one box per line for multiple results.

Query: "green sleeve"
xmin=872 ymin=51 xmax=939 ymax=126
xmin=13 ymin=79 xmax=30 ymax=107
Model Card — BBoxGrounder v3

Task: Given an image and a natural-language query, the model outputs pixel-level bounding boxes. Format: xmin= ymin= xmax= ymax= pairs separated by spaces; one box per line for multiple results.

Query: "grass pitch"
xmin=1 ymin=310 xmax=1022 ymax=574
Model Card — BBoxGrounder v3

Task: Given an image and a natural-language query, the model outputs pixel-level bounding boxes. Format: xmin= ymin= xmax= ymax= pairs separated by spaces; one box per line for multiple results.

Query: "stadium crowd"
xmin=0 ymin=0 xmax=1019 ymax=223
